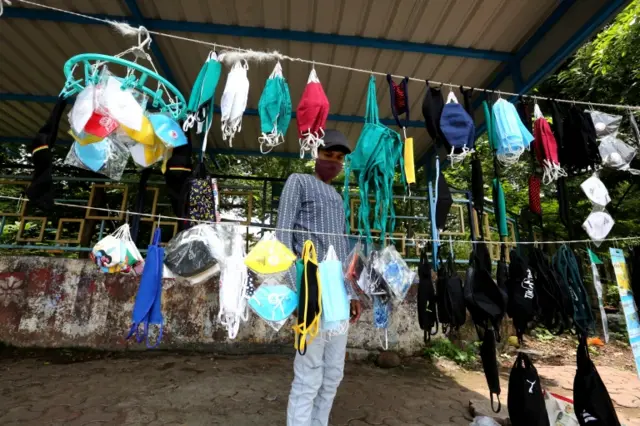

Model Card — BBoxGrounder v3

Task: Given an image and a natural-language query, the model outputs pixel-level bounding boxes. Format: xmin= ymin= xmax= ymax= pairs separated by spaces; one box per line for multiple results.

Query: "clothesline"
xmin=1 ymin=194 xmax=639 ymax=247
xmin=11 ymin=0 xmax=640 ymax=112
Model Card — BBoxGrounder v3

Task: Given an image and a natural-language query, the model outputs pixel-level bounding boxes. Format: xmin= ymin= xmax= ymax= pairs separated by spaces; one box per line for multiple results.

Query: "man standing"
xmin=276 ymin=129 xmax=362 ymax=426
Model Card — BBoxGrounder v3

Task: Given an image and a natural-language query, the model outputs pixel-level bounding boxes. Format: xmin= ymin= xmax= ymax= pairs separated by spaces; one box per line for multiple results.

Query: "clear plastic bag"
xmin=598 ymin=135 xmax=639 ymax=174
xmin=247 ymin=276 xmax=297 ymax=332
xmin=69 ymin=84 xmax=97 ymax=134
xmin=373 ymin=245 xmax=416 ymax=301
xmin=91 ymin=224 xmax=144 ymax=275
xmin=344 ymin=242 xmax=367 ymax=297
xmin=589 ymin=110 xmax=622 ymax=138
xmin=164 ymin=224 xmax=228 ymax=278
xmin=95 ymin=68 xmax=146 ymax=131
xmin=64 ymin=136 xmax=130 ymax=180
xmin=218 ymin=232 xmax=249 ymax=339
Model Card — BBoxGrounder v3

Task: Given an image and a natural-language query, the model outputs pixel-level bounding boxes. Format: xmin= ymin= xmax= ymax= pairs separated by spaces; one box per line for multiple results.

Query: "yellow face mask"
xmin=244 ymin=238 xmax=296 ymax=275
xmin=121 ymin=115 xmax=155 ymax=146
xmin=68 ymin=129 xmax=102 ymax=146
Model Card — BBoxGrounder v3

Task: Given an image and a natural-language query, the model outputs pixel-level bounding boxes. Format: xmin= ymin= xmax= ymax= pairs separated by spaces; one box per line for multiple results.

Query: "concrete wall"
xmin=0 ymin=256 xmax=429 ymax=354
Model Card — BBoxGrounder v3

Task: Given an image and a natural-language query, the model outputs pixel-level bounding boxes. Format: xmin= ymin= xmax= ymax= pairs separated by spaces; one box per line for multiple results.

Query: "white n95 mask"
xmin=583 ymin=210 xmax=614 ymax=246
xmin=580 ymin=175 xmax=611 ymax=207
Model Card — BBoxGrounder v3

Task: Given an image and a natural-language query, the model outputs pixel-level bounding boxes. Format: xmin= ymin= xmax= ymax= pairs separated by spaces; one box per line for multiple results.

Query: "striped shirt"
xmin=276 ymin=173 xmax=349 ymax=262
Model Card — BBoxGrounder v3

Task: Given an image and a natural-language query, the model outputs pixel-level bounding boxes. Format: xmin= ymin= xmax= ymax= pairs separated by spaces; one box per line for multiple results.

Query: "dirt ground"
xmin=0 ymin=347 xmax=638 ymax=426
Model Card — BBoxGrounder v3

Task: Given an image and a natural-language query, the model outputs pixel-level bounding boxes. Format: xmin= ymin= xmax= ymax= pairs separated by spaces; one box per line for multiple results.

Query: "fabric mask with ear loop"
xmin=296 ymin=68 xmax=330 ymax=159
xmin=258 ymin=62 xmax=292 ymax=154
xmin=440 ymin=90 xmax=475 ymax=166
xmin=220 ymin=60 xmax=250 ymax=147
xmin=533 ymin=103 xmax=566 ymax=184
xmin=387 ymin=75 xmax=415 ymax=186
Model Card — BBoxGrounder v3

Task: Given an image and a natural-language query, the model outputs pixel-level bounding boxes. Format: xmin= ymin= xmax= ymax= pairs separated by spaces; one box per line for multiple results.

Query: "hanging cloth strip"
xmin=220 ymin=60 xmax=250 ymax=147
xmin=296 ymin=68 xmax=330 ymax=159
xmin=293 ymin=240 xmax=323 ymax=355
xmin=258 ymin=62 xmax=292 ymax=154
xmin=387 ymin=75 xmax=415 ymax=186
xmin=183 ymin=51 xmax=221 ymax=134
xmin=471 ymin=156 xmax=485 ymax=237
xmin=126 ymin=227 xmax=164 ymax=349
xmin=343 ymin=75 xmax=406 ymax=243
xmin=533 ymin=103 xmax=567 ymax=184
xmin=422 ymin=82 xmax=446 ymax=147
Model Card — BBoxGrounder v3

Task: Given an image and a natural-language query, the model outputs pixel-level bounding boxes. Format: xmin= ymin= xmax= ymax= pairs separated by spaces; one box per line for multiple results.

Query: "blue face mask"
xmin=248 ymin=284 xmax=297 ymax=322
xmin=373 ymin=295 xmax=390 ymax=329
xmin=149 ymin=113 xmax=188 ymax=148
xmin=319 ymin=248 xmax=350 ymax=324
xmin=74 ymin=139 xmax=110 ymax=172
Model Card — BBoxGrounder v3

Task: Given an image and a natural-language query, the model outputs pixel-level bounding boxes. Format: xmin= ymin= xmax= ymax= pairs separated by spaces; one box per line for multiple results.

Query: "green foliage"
xmin=423 ymin=338 xmax=479 ymax=367
xmin=533 ymin=327 xmax=556 ymax=342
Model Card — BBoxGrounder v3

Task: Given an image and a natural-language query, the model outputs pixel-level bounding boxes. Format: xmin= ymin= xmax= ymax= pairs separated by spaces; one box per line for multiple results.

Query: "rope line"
xmin=10 ymin=0 xmax=640 ymax=112
xmin=1 ymin=194 xmax=638 ymax=246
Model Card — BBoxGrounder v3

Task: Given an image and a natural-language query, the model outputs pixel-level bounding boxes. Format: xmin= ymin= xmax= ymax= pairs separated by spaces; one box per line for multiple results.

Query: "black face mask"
xmin=508 ymin=353 xmax=550 ymax=426
xmin=422 ymin=82 xmax=445 ymax=145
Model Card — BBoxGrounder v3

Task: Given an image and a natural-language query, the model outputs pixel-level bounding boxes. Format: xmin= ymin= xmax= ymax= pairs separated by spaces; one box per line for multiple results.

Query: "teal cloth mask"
xmin=183 ymin=51 xmax=222 ymax=133
xmin=248 ymin=284 xmax=297 ymax=323
xmin=258 ymin=62 xmax=292 ymax=154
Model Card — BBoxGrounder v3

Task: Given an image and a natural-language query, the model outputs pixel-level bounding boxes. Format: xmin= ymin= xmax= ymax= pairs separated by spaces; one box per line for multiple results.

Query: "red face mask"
xmin=315 ymin=159 xmax=342 ymax=182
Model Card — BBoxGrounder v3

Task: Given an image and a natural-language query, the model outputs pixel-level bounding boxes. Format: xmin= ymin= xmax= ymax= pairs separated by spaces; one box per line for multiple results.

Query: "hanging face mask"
xmin=387 ymin=75 xmax=415 ymax=185
xmin=373 ymin=245 xmax=415 ymax=301
xmin=220 ymin=61 xmax=250 ymax=147
xmin=244 ymin=235 xmax=296 ymax=276
xmin=69 ymin=85 xmax=97 ymax=134
xmin=589 ymin=110 xmax=622 ymax=138
xmin=598 ymin=135 xmax=640 ymax=174
xmin=96 ymin=75 xmax=146 ymax=132
xmin=248 ymin=282 xmax=297 ymax=325
xmin=580 ymin=175 xmax=611 ymax=207
xmin=583 ymin=210 xmax=615 ymax=245
xmin=319 ymin=246 xmax=350 ymax=334
xmin=184 ymin=51 xmax=222 ymax=133
xmin=493 ymin=99 xmax=534 ymax=167
xmin=149 ymin=113 xmax=188 ymax=148
xmin=68 ymin=129 xmax=103 ymax=146
xmin=296 ymin=68 xmax=330 ymax=159
xmin=73 ymin=140 xmax=111 ymax=172
xmin=65 ymin=136 xmax=130 ymax=180
xmin=533 ymin=104 xmax=566 ymax=184
xmin=121 ymin=114 xmax=155 ymax=146
xmin=440 ymin=91 xmax=475 ymax=166
xmin=218 ymin=233 xmax=249 ymax=339
xmin=83 ymin=112 xmax=119 ymax=139
xmin=373 ymin=295 xmax=391 ymax=350
xmin=258 ymin=62 xmax=292 ymax=154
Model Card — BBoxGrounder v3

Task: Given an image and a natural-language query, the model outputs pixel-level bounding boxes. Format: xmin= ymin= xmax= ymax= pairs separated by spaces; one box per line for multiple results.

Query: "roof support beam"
xmin=122 ymin=0 xmax=178 ymax=88
xmin=0 ymin=92 xmax=425 ymax=128
xmin=2 ymin=7 xmax=512 ymax=62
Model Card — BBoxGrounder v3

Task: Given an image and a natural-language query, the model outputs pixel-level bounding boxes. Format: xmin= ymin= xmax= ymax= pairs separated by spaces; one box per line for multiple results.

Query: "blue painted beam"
xmin=122 ymin=0 xmax=177 ymax=88
xmin=2 ymin=7 xmax=512 ymax=62
xmin=0 ymin=92 xmax=425 ymax=128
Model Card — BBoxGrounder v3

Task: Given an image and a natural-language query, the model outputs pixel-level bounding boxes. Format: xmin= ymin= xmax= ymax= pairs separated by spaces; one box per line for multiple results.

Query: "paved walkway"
xmin=0 ymin=352 xmax=638 ymax=425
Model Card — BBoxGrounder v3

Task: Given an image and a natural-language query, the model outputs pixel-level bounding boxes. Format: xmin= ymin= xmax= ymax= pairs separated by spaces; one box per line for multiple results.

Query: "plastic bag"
xmin=247 ymin=277 xmax=297 ymax=332
xmin=589 ymin=110 xmax=622 ymax=138
xmin=64 ymin=136 xmax=130 ymax=180
xmin=544 ymin=392 xmax=579 ymax=426
xmin=95 ymin=70 xmax=146 ymax=131
xmin=320 ymin=245 xmax=350 ymax=335
xmin=164 ymin=224 xmax=227 ymax=278
xmin=69 ymin=84 xmax=97 ymax=134
xmin=91 ymin=224 xmax=144 ymax=274
xmin=598 ymin=135 xmax=639 ymax=174
xmin=244 ymin=233 xmax=296 ymax=281
xmin=373 ymin=245 xmax=416 ymax=301
xmin=344 ymin=242 xmax=368 ymax=297
xmin=469 ymin=417 xmax=501 ymax=426
xmin=218 ymin=232 xmax=249 ymax=339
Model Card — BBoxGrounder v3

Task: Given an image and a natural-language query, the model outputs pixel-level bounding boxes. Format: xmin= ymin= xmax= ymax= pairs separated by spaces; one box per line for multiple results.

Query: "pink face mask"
xmin=315 ymin=159 xmax=342 ymax=182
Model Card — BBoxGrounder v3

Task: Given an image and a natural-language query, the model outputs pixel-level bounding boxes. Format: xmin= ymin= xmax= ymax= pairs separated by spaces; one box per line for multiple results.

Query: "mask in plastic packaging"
xmin=91 ymin=224 xmax=144 ymax=274
xmin=149 ymin=113 xmax=188 ymax=148
xmin=580 ymin=175 xmax=611 ymax=207
xmin=244 ymin=234 xmax=296 ymax=277
xmin=248 ymin=281 xmax=297 ymax=329
xmin=218 ymin=232 xmax=249 ymax=339
xmin=65 ymin=136 xmax=129 ymax=181
xmin=164 ymin=224 xmax=227 ymax=278
xmin=83 ymin=112 xmax=118 ymax=138
xmin=344 ymin=243 xmax=367 ymax=297
xmin=583 ymin=210 xmax=615 ymax=246
xmin=598 ymin=135 xmax=640 ymax=174
xmin=68 ymin=129 xmax=103 ymax=146
xmin=373 ymin=245 xmax=416 ymax=301
xmin=69 ymin=85 xmax=96 ymax=134
xmin=121 ymin=115 xmax=155 ymax=146
xmin=589 ymin=110 xmax=622 ymax=138
xmin=97 ymin=74 xmax=145 ymax=131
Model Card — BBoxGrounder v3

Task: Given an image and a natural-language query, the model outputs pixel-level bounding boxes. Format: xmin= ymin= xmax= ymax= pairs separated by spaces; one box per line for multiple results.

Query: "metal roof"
xmin=0 ymin=0 xmax=631 ymax=164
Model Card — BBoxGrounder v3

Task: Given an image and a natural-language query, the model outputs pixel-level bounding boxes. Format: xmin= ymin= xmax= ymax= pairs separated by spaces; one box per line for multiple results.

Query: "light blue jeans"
xmin=286 ymin=333 xmax=348 ymax=426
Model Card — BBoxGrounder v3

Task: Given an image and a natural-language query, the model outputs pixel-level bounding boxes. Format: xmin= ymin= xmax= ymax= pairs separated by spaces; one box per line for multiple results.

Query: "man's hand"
xmin=349 ymin=299 xmax=362 ymax=324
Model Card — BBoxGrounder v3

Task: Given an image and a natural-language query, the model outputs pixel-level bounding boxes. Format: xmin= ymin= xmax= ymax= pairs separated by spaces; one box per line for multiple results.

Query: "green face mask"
xmin=258 ymin=63 xmax=292 ymax=154
xmin=184 ymin=51 xmax=222 ymax=133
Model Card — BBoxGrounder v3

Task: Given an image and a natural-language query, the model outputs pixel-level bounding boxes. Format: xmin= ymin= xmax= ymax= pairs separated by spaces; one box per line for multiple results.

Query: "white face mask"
xmin=580 ymin=175 xmax=611 ymax=207
xmin=217 ymin=234 xmax=249 ymax=339
xmin=69 ymin=85 xmax=96 ymax=134
xmin=220 ymin=61 xmax=250 ymax=147
xmin=582 ymin=210 xmax=615 ymax=246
